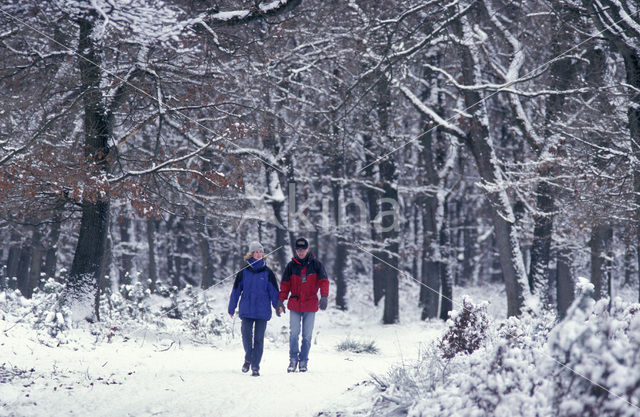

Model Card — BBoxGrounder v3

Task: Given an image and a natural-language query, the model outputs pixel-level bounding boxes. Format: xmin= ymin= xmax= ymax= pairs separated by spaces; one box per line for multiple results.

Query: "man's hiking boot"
xmin=242 ymin=361 xmax=251 ymax=373
xmin=287 ymin=359 xmax=298 ymax=373
xmin=299 ymin=361 xmax=308 ymax=372
xmin=251 ymin=369 xmax=260 ymax=377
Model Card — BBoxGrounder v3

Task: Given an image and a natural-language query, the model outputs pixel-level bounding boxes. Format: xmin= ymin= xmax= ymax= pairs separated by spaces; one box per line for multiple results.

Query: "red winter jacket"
xmin=279 ymin=253 xmax=329 ymax=312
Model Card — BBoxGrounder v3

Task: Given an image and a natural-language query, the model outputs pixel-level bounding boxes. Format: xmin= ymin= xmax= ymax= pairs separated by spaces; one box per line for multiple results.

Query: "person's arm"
xmin=267 ymin=269 xmax=280 ymax=308
xmin=279 ymin=262 xmax=292 ymax=301
xmin=228 ymin=270 xmax=243 ymax=317
xmin=316 ymin=260 xmax=329 ymax=297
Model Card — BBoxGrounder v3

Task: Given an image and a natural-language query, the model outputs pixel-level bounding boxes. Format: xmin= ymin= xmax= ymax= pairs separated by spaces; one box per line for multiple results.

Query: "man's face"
xmin=295 ymin=247 xmax=309 ymax=258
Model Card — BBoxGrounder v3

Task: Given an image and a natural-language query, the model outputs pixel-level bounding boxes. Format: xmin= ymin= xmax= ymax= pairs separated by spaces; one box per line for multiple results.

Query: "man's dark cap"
xmin=294 ymin=238 xmax=309 ymax=249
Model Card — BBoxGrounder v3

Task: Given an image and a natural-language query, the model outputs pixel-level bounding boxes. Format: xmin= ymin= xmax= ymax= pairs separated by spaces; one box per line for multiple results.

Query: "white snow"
xmin=0 ymin=279 xmax=444 ymax=417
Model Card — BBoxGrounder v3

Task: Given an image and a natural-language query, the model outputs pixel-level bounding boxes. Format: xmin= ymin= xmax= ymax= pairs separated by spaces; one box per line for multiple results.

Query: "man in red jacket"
xmin=277 ymin=237 xmax=329 ymax=373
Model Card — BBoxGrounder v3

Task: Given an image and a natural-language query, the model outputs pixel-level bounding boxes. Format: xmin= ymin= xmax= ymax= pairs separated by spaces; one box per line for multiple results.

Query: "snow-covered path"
xmin=1 ymin=306 xmax=443 ymax=417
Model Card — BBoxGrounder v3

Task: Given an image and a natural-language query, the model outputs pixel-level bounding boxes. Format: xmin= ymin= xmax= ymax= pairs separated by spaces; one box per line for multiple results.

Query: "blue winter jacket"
xmin=228 ymin=258 xmax=280 ymax=320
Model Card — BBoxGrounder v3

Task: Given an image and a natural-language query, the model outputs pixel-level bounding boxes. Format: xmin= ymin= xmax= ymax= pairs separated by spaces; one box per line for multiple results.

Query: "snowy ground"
xmin=0 ymin=278 xmax=458 ymax=417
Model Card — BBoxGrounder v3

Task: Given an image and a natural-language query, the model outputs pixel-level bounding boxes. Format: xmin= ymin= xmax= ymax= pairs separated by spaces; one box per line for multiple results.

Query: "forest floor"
xmin=1 ymin=277 xmax=465 ymax=417
xmin=4 ymin=276 xmax=637 ymax=416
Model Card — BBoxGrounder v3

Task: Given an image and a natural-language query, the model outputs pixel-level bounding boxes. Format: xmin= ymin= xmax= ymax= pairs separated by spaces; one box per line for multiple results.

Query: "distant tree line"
xmin=0 ymin=0 xmax=638 ymax=323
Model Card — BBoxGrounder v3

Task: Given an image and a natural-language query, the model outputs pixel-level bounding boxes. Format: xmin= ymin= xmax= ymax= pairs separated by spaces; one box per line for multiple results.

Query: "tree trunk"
xmin=527 ymin=2 xmax=576 ymax=306
xmin=272 ymin=199 xmax=289 ymax=271
xmin=456 ymin=13 xmax=528 ymax=316
xmin=438 ymin=201 xmax=453 ymax=321
xmin=199 ymin=226 xmax=214 ymax=289
xmin=419 ymin=122 xmax=442 ymax=320
xmin=118 ymin=216 xmax=134 ymax=287
xmin=43 ymin=216 xmax=61 ymax=280
xmin=380 ymin=159 xmax=399 ymax=325
xmin=376 ymin=77 xmax=399 ymax=324
xmin=6 ymin=231 xmax=21 ymax=288
xmin=26 ymin=227 xmax=44 ymax=298
xmin=528 ymin=179 xmax=554 ymax=298
xmin=68 ymin=18 xmax=111 ymax=318
xmin=461 ymin=209 xmax=477 ymax=286
xmin=623 ymin=246 xmax=634 ymax=287
xmin=332 ymin=182 xmax=347 ymax=310
xmin=146 ymin=219 xmax=158 ymax=293
xmin=421 ymin=195 xmax=440 ymax=320
xmin=585 ymin=0 xmax=640 ymax=306
xmin=362 ymin=133 xmax=385 ymax=305
xmin=171 ymin=219 xmax=190 ymax=288
xmin=590 ymin=224 xmax=612 ymax=300
xmin=412 ymin=205 xmax=420 ymax=279
xmin=16 ymin=245 xmax=32 ymax=298
xmin=556 ymin=248 xmax=574 ymax=319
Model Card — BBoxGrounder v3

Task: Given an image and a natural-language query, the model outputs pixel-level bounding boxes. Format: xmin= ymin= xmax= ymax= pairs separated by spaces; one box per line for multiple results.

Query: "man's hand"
xmin=229 ymin=313 xmax=234 ymax=318
xmin=318 ymin=296 xmax=328 ymax=311
xmin=277 ymin=300 xmax=286 ymax=315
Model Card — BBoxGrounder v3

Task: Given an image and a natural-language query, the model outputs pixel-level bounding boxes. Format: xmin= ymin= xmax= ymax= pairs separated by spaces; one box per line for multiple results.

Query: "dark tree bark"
xmin=590 ymin=224 xmax=613 ymax=300
xmin=556 ymin=248 xmax=574 ymax=319
xmin=528 ymin=0 xmax=578 ymax=303
xmin=421 ymin=194 xmax=440 ymax=320
xmin=16 ymin=244 xmax=32 ymax=298
xmin=455 ymin=13 xmax=528 ymax=317
xmin=270 ymin=185 xmax=289 ymax=271
xmin=376 ymin=77 xmax=400 ymax=324
xmin=586 ymin=0 xmax=640 ymax=302
xmin=146 ymin=219 xmax=158 ymax=293
xmin=417 ymin=112 xmax=440 ymax=317
xmin=362 ymin=133 xmax=385 ymax=305
xmin=412 ymin=205 xmax=420 ymax=279
xmin=380 ymin=158 xmax=400 ymax=325
xmin=199 ymin=225 xmax=214 ymax=289
xmin=43 ymin=217 xmax=61 ymax=279
xmin=624 ymin=246 xmax=635 ymax=287
xmin=170 ymin=218 xmax=190 ymax=288
xmin=438 ymin=201 xmax=453 ymax=321
xmin=26 ymin=227 xmax=44 ymax=298
xmin=118 ymin=217 xmax=134 ymax=287
xmin=461 ymin=206 xmax=477 ymax=286
xmin=6 ymin=231 xmax=22 ymax=288
xmin=332 ymin=181 xmax=348 ymax=310
xmin=68 ymin=18 xmax=111 ymax=314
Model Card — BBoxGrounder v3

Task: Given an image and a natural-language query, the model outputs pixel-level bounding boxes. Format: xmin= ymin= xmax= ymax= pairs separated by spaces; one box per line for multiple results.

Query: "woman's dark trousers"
xmin=241 ymin=318 xmax=267 ymax=371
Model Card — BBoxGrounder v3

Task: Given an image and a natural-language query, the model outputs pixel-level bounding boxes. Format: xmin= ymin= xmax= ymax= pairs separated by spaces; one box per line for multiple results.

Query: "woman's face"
xmin=253 ymin=250 xmax=264 ymax=260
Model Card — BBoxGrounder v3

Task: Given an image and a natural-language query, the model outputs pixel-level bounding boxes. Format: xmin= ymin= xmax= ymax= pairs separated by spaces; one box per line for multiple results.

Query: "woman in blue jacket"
xmin=228 ymin=241 xmax=281 ymax=376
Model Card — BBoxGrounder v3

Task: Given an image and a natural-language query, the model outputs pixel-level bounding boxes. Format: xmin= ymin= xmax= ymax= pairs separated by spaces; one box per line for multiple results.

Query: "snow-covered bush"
xmin=406 ymin=310 xmax=552 ymax=417
xmin=375 ymin=342 xmax=452 ymax=401
xmin=102 ymin=281 xmax=152 ymax=321
xmin=178 ymin=285 xmax=230 ymax=339
xmin=440 ymin=336 xmax=551 ymax=416
xmin=31 ymin=278 xmax=72 ymax=345
xmin=439 ymin=296 xmax=490 ymax=359
xmin=366 ymin=286 xmax=640 ymax=417
xmin=547 ymin=280 xmax=640 ymax=417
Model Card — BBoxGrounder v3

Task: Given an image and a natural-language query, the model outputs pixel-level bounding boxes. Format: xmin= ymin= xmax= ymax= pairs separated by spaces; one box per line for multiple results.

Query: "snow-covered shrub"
xmin=447 ymin=339 xmax=550 ymax=416
xmin=0 ymin=265 xmax=7 ymax=290
xmin=547 ymin=280 xmax=640 ymax=417
xmin=31 ymin=278 xmax=72 ymax=345
xmin=179 ymin=285 xmax=225 ymax=338
xmin=119 ymin=281 xmax=152 ymax=319
xmin=439 ymin=296 xmax=490 ymax=359
xmin=336 ymin=337 xmax=379 ymax=354
xmin=159 ymin=284 xmax=182 ymax=319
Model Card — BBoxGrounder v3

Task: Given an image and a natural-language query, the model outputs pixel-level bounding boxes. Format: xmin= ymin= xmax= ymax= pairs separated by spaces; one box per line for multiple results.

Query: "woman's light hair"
xmin=244 ymin=251 xmax=268 ymax=262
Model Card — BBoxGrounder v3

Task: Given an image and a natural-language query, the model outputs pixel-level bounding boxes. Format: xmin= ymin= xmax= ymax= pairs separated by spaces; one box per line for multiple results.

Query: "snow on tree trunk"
xmin=456 ymin=11 xmax=529 ymax=317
